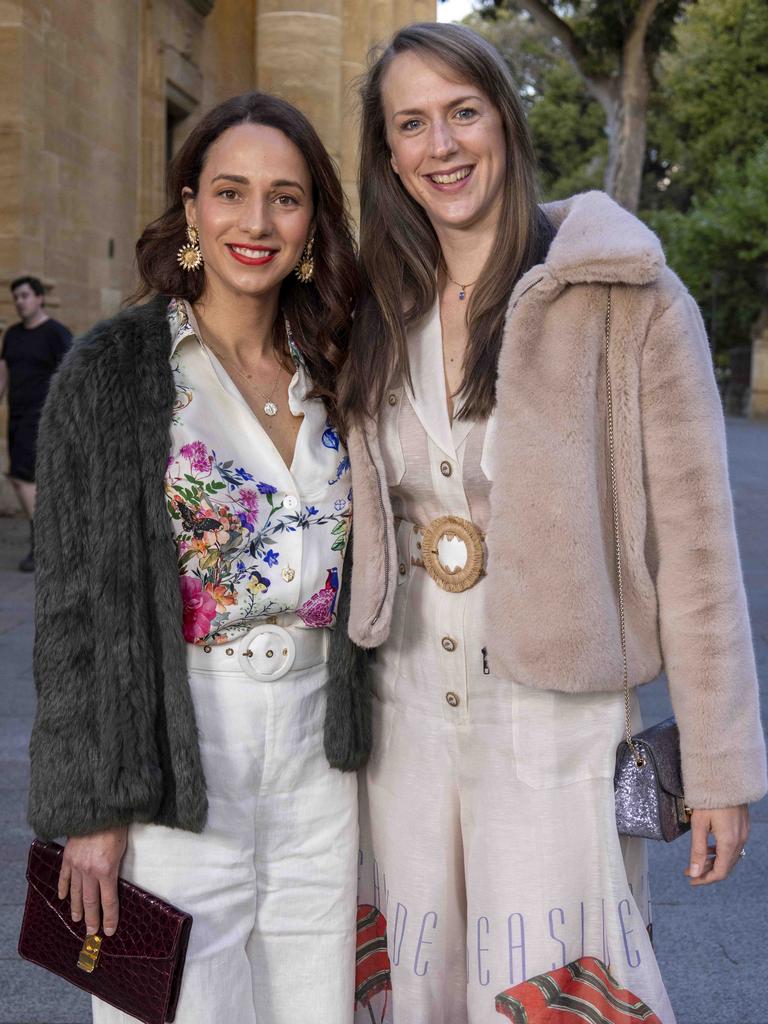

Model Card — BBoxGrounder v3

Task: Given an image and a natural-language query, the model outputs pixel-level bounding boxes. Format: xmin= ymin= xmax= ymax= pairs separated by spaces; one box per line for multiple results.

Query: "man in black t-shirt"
xmin=0 ymin=276 xmax=72 ymax=571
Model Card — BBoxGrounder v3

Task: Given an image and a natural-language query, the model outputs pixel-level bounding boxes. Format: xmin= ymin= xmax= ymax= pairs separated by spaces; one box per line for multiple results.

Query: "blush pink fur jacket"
xmin=346 ymin=190 xmax=766 ymax=810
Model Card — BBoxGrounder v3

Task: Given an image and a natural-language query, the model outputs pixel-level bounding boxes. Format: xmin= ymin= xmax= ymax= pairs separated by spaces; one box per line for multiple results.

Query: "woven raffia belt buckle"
xmin=417 ymin=514 xmax=486 ymax=593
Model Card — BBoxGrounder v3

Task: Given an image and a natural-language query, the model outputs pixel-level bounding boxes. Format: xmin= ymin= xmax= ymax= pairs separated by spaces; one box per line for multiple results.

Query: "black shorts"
xmin=8 ymin=412 xmax=40 ymax=482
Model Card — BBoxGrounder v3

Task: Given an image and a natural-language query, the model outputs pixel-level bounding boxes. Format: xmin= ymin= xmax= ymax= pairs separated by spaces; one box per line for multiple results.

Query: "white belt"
xmin=187 ymin=622 xmax=329 ymax=681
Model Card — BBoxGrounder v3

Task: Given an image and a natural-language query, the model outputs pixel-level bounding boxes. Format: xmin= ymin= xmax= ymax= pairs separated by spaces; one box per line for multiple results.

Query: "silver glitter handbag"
xmin=603 ymin=287 xmax=693 ymax=843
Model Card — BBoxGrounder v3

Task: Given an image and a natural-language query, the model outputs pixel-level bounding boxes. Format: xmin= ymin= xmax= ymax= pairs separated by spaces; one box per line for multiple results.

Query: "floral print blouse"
xmin=166 ymin=299 xmax=351 ymax=645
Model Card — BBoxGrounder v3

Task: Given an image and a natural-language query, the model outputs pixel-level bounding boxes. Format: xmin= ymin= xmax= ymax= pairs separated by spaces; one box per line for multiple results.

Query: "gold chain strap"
xmin=604 ymin=288 xmax=645 ymax=767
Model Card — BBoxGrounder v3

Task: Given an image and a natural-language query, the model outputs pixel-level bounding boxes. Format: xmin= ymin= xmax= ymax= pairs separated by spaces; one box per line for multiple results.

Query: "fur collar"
xmin=542 ymin=191 xmax=665 ymax=287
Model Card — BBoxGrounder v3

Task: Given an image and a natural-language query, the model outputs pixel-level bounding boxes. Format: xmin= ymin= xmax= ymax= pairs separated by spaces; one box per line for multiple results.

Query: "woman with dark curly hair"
xmin=28 ymin=91 xmax=369 ymax=1023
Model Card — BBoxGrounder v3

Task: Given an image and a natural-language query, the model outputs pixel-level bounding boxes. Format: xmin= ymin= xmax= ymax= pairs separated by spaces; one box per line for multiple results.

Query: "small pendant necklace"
xmin=230 ymin=360 xmax=282 ymax=417
xmin=206 ymin=345 xmax=283 ymax=417
xmin=443 ymin=267 xmax=479 ymax=302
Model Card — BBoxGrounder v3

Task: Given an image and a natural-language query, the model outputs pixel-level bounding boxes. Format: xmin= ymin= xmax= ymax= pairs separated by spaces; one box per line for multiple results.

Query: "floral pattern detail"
xmin=180 ymin=575 xmax=217 ymax=642
xmin=180 ymin=440 xmax=214 ymax=474
xmin=169 ymin=299 xmax=195 ymax=424
xmin=329 ymin=456 xmax=351 ymax=486
xmin=165 ymin=299 xmax=352 ymax=644
xmin=166 ymin=442 xmax=351 ymax=640
xmin=323 ymin=423 xmax=340 ymax=451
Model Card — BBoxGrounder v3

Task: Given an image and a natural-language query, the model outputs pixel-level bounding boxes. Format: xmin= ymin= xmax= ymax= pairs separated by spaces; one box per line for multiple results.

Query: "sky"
xmin=436 ymin=0 xmax=477 ymax=23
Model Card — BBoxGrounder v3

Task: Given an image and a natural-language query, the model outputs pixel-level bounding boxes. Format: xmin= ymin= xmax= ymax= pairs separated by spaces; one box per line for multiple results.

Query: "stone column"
xmin=367 ymin=0 xmax=394 ymax=48
xmin=411 ymin=0 xmax=437 ymax=21
xmin=340 ymin=0 xmax=370 ymax=217
xmin=340 ymin=0 xmax=434 ymax=218
xmin=394 ymin=0 xmax=433 ymax=27
xmin=256 ymin=1 xmax=343 ymax=165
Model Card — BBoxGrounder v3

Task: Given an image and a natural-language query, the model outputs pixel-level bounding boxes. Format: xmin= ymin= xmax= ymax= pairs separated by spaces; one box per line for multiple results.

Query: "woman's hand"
xmin=58 ymin=826 xmax=128 ymax=935
xmin=685 ymin=806 xmax=749 ymax=886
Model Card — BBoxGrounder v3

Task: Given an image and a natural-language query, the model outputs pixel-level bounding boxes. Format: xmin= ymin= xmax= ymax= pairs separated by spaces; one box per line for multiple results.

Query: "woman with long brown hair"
xmin=28 ymin=91 xmax=369 ymax=1023
xmin=341 ymin=22 xmax=765 ymax=1023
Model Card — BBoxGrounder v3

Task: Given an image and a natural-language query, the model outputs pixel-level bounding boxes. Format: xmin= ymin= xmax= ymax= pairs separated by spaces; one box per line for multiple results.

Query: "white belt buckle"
xmin=238 ymin=624 xmax=296 ymax=681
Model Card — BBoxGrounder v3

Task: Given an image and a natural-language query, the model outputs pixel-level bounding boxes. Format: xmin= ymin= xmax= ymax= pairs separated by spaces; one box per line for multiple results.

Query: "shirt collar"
xmin=168 ymin=298 xmax=200 ymax=356
xmin=168 ymin=298 xmax=310 ymax=406
xmin=168 ymin=298 xmax=305 ymax=375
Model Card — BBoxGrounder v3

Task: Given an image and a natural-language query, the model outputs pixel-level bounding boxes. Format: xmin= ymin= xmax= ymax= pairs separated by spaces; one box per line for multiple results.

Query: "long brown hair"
xmin=340 ymin=23 xmax=553 ymax=426
xmin=133 ymin=91 xmax=358 ymax=425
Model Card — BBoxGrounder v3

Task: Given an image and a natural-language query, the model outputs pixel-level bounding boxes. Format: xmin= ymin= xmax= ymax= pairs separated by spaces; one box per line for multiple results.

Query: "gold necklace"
xmin=442 ymin=265 xmax=479 ymax=302
xmin=207 ymin=345 xmax=283 ymax=417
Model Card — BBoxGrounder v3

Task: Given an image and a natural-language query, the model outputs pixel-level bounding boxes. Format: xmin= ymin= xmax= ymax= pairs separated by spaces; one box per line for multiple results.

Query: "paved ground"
xmin=1 ymin=418 xmax=766 ymax=1024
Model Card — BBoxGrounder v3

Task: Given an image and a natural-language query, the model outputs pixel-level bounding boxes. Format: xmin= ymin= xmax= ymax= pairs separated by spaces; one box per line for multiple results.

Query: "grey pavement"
xmin=1 ymin=418 xmax=767 ymax=1024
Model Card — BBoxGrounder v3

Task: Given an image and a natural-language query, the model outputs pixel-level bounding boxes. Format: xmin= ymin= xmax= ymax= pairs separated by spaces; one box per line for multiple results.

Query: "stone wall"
xmin=0 ymin=0 xmax=431 ymax=337
xmin=0 ymin=0 xmax=432 ymax=512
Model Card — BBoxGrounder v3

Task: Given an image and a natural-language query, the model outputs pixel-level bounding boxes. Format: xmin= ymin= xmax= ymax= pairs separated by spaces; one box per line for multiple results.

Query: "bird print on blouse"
xmin=296 ymin=567 xmax=339 ymax=627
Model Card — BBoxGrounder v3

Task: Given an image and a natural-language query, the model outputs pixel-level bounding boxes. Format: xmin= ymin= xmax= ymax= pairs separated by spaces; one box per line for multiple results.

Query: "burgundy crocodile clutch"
xmin=18 ymin=839 xmax=193 ymax=1024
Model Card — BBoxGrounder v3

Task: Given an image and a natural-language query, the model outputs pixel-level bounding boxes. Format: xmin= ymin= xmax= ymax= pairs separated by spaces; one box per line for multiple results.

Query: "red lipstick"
xmin=226 ymin=244 xmax=278 ymax=266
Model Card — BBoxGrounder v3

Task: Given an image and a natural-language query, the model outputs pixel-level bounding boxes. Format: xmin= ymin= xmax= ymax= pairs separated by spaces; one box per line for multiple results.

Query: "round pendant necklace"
xmin=207 ymin=345 xmax=283 ymax=417
xmin=232 ymin=361 xmax=282 ymax=417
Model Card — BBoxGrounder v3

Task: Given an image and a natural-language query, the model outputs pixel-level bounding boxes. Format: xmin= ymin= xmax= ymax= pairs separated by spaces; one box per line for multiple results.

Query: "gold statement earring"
xmin=294 ymin=235 xmax=314 ymax=283
xmin=177 ymin=225 xmax=203 ymax=272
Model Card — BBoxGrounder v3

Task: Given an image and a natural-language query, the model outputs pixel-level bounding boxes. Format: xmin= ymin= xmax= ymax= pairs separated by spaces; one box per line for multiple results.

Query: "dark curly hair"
xmin=132 ymin=91 xmax=358 ymax=425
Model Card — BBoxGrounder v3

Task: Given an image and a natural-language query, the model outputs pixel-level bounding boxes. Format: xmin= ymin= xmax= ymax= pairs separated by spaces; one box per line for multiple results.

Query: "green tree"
xmin=647 ymin=0 xmax=768 ymax=208
xmin=643 ymin=0 xmax=768 ymax=355
xmin=483 ymin=0 xmax=689 ymax=211
xmin=466 ymin=8 xmax=605 ymax=198
xmin=649 ymin=143 xmax=768 ymax=352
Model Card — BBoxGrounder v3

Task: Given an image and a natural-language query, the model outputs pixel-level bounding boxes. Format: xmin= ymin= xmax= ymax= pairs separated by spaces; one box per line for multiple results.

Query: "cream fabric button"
xmin=446 ymin=692 xmax=460 ymax=707
xmin=284 ymin=494 xmax=299 ymax=510
xmin=441 ymin=636 xmax=457 ymax=652
xmin=440 ymin=460 xmax=453 ymax=477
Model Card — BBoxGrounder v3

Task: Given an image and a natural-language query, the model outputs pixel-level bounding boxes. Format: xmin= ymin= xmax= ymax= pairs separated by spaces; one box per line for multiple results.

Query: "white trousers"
xmin=93 ymin=625 xmax=358 ymax=1024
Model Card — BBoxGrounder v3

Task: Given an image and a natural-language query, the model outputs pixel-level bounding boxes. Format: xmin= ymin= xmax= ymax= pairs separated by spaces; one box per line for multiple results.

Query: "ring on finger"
xmin=739 ymin=847 xmax=747 ymax=859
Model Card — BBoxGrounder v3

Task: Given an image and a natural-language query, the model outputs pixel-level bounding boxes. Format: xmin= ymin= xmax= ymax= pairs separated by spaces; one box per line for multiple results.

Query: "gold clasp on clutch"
xmin=676 ymin=797 xmax=693 ymax=825
xmin=77 ymin=934 xmax=102 ymax=973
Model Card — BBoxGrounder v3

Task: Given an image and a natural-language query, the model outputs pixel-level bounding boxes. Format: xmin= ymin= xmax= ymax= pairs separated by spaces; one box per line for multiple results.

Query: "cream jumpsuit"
xmin=356 ymin=302 xmax=676 ymax=1023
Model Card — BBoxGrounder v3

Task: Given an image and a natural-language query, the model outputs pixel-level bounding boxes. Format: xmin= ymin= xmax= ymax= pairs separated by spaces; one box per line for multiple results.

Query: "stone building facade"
xmin=1 ymin=0 xmax=433 ymax=336
xmin=0 ymin=0 xmax=433 ymax=510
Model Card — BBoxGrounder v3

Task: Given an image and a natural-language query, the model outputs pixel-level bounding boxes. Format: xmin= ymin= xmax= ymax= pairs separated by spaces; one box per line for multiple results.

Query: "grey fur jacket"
xmin=28 ymin=295 xmax=371 ymax=840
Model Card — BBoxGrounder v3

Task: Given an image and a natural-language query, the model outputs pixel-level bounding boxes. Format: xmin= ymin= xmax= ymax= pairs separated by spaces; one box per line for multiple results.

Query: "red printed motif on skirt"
xmin=495 ymin=956 xmax=663 ymax=1023
xmin=355 ymin=904 xmax=391 ymax=1022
